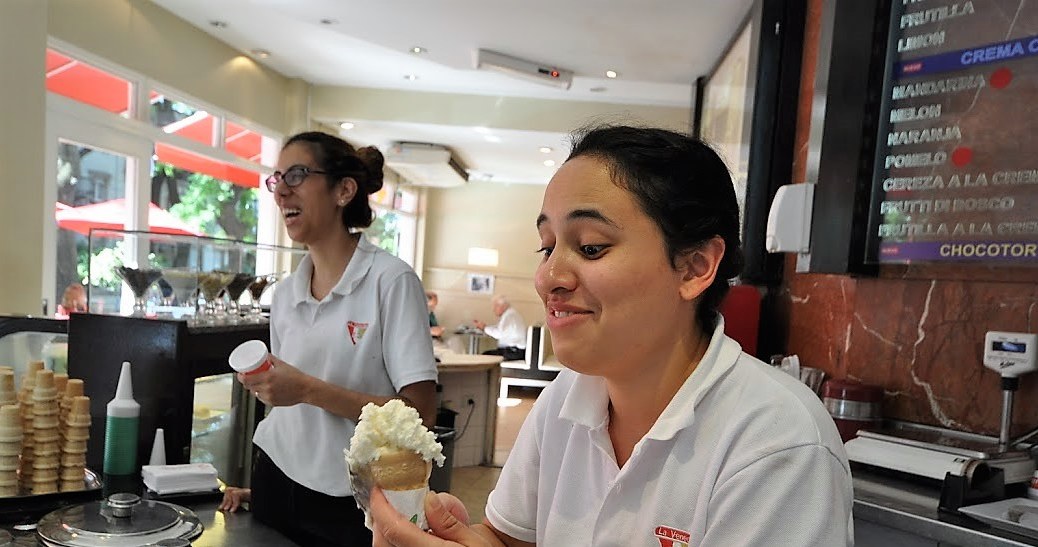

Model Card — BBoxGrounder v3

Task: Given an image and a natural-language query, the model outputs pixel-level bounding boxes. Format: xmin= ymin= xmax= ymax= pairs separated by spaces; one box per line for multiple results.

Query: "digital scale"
xmin=847 ymin=331 xmax=1038 ymax=486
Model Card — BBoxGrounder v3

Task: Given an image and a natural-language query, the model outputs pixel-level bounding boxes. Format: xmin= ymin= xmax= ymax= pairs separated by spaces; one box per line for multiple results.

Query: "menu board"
xmin=867 ymin=1 xmax=1038 ymax=264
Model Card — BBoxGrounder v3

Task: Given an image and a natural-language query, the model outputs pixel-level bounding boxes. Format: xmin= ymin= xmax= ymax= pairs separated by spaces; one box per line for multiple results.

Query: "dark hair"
xmin=283 ymin=131 xmax=385 ymax=229
xmin=567 ymin=125 xmax=744 ymax=331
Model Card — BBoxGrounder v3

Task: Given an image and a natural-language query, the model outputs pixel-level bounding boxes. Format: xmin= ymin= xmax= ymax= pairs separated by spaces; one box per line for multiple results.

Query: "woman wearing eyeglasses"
xmin=218 ymin=131 xmax=438 ymax=546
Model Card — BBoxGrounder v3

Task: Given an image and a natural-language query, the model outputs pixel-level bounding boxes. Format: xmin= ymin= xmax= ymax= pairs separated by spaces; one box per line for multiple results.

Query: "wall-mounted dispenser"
xmin=765 ymin=183 xmax=815 ymax=271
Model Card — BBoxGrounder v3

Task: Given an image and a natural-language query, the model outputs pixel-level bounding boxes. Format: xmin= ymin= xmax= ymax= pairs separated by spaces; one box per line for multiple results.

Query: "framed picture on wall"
xmin=693 ymin=0 xmax=806 ymax=284
xmin=466 ymin=273 xmax=494 ymax=295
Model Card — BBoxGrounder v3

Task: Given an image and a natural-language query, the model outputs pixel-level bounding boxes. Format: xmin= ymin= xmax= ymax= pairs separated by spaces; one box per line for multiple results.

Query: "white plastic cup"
xmin=229 ymin=340 xmax=272 ymax=376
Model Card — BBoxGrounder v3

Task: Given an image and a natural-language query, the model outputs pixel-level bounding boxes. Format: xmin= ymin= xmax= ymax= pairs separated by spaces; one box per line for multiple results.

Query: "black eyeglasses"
xmin=265 ymin=166 xmax=329 ymax=192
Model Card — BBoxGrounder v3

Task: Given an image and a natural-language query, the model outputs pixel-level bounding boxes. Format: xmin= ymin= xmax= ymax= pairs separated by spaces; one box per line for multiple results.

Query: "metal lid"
xmin=821 ymin=378 xmax=883 ymax=402
xmin=36 ymin=493 xmax=203 ymax=547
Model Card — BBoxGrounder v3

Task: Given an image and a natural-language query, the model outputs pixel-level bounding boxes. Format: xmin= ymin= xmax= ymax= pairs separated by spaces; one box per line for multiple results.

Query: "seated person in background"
xmin=56 ymin=283 xmax=87 ymax=318
xmin=474 ymin=295 xmax=526 ymax=361
xmin=427 ymin=291 xmax=445 ymax=339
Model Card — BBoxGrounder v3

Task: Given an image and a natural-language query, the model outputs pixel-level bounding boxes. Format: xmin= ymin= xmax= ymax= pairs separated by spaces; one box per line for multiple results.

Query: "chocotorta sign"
xmin=866 ymin=0 xmax=1038 ymax=264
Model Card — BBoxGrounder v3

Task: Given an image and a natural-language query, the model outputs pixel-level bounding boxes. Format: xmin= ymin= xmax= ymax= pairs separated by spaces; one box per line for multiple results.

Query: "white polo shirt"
xmin=253 ymin=236 xmax=438 ymax=497
xmin=484 ymin=306 xmax=527 ymax=349
xmin=486 ymin=319 xmax=853 ymax=546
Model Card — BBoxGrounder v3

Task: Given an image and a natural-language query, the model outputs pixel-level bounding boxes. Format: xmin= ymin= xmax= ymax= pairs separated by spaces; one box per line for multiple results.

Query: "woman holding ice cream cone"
xmin=218 ymin=131 xmax=438 ymax=546
xmin=371 ymin=125 xmax=852 ymax=546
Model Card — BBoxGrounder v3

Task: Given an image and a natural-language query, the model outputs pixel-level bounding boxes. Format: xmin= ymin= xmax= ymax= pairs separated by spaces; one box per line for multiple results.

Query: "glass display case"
xmin=67 ymin=313 xmax=269 ymax=488
xmin=84 ymin=229 xmax=305 ymax=324
xmin=0 ymin=316 xmax=68 ymax=390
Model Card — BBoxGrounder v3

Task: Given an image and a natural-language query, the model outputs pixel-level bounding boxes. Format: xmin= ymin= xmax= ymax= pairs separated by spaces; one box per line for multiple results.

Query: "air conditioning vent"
xmin=476 ymin=49 xmax=573 ymax=90
xmin=385 ymin=142 xmax=469 ymax=187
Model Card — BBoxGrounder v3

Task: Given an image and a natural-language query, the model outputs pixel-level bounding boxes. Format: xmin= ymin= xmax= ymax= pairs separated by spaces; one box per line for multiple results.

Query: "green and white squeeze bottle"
xmin=103 ymin=361 xmax=140 ymax=494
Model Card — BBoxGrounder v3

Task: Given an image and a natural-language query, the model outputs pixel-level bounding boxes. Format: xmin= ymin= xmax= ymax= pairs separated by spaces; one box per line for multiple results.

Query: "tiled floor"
xmin=450 ymin=386 xmax=539 ymax=522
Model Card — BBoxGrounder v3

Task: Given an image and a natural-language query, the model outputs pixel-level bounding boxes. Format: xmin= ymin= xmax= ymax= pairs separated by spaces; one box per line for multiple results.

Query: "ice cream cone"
xmin=19 ymin=361 xmax=45 ymax=403
xmin=60 ymin=480 xmax=84 ymax=492
xmin=60 ymin=379 xmax=84 ymax=433
xmin=0 ymin=371 xmax=15 ymax=406
xmin=53 ymin=373 xmax=68 ymax=394
xmin=370 ymin=447 xmax=432 ymax=491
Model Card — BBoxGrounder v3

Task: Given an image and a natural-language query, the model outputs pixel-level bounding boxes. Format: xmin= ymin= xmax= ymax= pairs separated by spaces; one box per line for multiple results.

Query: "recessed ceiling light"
xmin=403 ymin=74 xmax=418 ymax=81
xmin=339 ymin=122 xmax=355 ymax=130
xmin=543 ymin=160 xmax=556 ymax=167
xmin=484 ymin=135 xmax=501 ymax=143
xmin=209 ymin=20 xmax=228 ymax=29
xmin=411 ymin=46 xmax=427 ymax=54
xmin=251 ymin=49 xmax=270 ymax=59
xmin=590 ymin=86 xmax=608 ymax=92
xmin=539 ymin=146 xmax=553 ymax=154
xmin=320 ymin=18 xmax=338 ymax=25
xmin=605 ymin=70 xmax=618 ymax=79
xmin=472 ymin=126 xmax=491 ymax=134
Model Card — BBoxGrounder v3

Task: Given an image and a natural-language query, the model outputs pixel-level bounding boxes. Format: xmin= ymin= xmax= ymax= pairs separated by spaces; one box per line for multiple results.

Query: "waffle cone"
xmin=60 ymin=467 xmax=84 ymax=481
xmin=60 ymin=480 xmax=84 ymax=492
xmin=370 ymin=448 xmax=432 ymax=491
xmin=0 ymin=372 xmax=15 ymax=406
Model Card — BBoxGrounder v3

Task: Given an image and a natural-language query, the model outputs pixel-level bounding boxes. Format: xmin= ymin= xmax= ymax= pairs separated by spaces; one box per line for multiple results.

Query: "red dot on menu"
xmin=990 ymin=68 xmax=1013 ymax=89
xmin=951 ymin=147 xmax=973 ymax=167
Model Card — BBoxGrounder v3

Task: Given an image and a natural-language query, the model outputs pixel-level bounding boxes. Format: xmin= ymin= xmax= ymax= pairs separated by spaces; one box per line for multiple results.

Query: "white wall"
xmin=422 ymin=181 xmax=546 ymax=346
xmin=0 ymin=0 xmax=48 ymax=315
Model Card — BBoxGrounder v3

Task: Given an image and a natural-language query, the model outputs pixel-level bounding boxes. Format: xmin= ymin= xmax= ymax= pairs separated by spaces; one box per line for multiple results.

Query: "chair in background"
xmin=718 ymin=284 xmax=762 ymax=358
xmin=499 ymin=325 xmax=561 ymax=400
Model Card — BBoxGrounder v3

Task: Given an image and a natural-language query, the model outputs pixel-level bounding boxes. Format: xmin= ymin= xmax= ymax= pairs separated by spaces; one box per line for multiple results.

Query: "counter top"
xmin=436 ymin=353 xmax=503 ymax=372
xmin=854 ymin=466 xmax=1038 ymax=546
xmin=1 ymin=499 xmax=299 ymax=546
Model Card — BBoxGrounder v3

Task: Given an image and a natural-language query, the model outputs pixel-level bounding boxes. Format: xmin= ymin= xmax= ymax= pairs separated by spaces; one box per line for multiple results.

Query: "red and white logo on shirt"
xmin=346 ymin=320 xmax=369 ymax=344
xmin=654 ymin=525 xmax=690 ymax=547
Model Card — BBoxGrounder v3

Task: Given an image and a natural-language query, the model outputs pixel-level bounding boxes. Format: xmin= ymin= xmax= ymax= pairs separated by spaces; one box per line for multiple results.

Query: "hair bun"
xmin=356 ymin=146 xmax=385 ymax=195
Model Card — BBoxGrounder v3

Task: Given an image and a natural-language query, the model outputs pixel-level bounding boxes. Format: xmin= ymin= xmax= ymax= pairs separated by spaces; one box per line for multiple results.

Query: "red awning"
xmin=46 ymin=50 xmax=131 ymax=115
xmin=55 ymin=199 xmax=203 ymax=237
xmin=155 ymin=143 xmax=261 ymax=188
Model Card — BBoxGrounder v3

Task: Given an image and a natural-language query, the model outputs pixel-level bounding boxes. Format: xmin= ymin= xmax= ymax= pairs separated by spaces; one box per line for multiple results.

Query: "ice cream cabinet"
xmin=67 ymin=313 xmax=267 ymax=487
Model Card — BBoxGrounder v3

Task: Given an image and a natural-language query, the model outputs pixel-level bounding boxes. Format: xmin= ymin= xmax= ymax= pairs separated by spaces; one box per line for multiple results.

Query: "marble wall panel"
xmin=785 ymin=275 xmax=1038 ymax=436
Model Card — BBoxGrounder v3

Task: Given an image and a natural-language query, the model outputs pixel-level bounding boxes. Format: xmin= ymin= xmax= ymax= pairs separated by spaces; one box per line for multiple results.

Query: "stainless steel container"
xmin=36 ymin=493 xmax=202 ymax=546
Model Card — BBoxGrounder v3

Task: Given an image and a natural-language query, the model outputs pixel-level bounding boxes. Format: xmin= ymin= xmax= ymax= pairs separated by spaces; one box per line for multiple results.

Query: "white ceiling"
xmin=153 ymin=0 xmax=755 ymax=184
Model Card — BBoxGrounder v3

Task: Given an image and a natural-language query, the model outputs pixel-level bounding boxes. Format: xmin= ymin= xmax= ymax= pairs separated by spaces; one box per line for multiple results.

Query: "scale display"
xmin=867 ymin=1 xmax=1038 ymax=264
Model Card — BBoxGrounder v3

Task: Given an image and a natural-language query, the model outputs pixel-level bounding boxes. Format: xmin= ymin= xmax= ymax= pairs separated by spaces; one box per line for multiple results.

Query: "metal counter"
xmin=854 ymin=467 xmax=1038 ymax=546
xmin=2 ymin=500 xmax=300 ymax=546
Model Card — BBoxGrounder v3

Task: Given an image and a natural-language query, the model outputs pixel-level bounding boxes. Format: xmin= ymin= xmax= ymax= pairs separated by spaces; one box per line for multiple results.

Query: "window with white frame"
xmin=44 ymin=43 xmax=281 ymax=312
xmin=365 ymin=178 xmax=419 ymax=267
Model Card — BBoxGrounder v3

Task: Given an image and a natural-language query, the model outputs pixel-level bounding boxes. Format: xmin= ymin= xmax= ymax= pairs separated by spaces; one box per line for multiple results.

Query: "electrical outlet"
xmin=463 ymin=394 xmax=476 ymax=406
xmin=467 ymin=398 xmax=476 ymax=406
